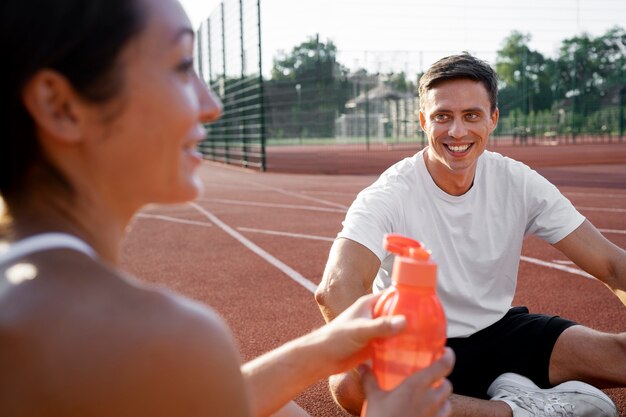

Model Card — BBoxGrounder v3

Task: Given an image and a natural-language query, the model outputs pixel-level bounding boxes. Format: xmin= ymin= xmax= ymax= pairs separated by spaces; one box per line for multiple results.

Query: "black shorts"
xmin=446 ymin=306 xmax=578 ymax=399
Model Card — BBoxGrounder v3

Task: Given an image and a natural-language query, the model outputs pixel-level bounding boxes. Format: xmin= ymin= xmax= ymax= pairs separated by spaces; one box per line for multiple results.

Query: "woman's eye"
xmin=176 ymin=58 xmax=195 ymax=75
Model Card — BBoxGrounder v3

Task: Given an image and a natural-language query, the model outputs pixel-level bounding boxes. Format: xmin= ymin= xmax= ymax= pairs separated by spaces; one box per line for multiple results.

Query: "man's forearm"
xmin=316 ymin=238 xmax=382 ymax=322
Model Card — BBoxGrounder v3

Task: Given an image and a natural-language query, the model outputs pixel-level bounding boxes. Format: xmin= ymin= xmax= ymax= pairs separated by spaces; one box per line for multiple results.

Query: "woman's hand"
xmin=362 ymin=347 xmax=455 ymax=417
xmin=313 ymin=293 xmax=407 ymax=375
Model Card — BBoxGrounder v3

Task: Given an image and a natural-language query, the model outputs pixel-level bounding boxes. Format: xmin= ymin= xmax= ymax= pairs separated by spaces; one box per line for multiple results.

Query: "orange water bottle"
xmin=371 ymin=233 xmax=447 ymax=391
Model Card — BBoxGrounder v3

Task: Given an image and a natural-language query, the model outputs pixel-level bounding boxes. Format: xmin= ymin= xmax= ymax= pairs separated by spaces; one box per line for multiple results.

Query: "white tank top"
xmin=0 ymin=233 xmax=97 ymax=265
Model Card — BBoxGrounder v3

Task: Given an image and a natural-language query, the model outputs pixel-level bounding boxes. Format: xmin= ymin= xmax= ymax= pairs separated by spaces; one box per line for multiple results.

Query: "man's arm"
xmin=553 ymin=219 xmax=626 ymax=305
xmin=313 ymin=238 xmax=382 ymax=414
xmin=315 ymin=238 xmax=382 ymax=323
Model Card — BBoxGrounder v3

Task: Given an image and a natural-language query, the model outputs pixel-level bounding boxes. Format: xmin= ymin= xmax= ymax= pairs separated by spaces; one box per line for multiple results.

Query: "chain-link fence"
xmin=194 ymin=3 xmax=625 ymax=172
xmin=266 ymin=46 xmax=626 ymax=150
xmin=195 ymin=0 xmax=266 ymax=170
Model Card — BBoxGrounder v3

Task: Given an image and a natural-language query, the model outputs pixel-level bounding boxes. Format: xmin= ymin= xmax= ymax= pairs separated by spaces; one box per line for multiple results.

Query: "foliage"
xmin=496 ymin=31 xmax=556 ymax=115
xmin=266 ymin=27 xmax=626 ymax=140
xmin=495 ymin=26 xmax=626 ymax=137
xmin=265 ymin=35 xmax=350 ymax=138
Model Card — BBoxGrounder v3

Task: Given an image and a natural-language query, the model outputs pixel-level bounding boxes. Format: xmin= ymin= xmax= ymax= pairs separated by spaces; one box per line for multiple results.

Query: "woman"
xmin=0 ymin=0 xmax=454 ymax=416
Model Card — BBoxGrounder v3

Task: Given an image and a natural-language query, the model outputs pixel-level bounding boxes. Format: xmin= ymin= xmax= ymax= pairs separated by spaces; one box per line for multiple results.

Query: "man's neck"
xmin=423 ymin=150 xmax=477 ymax=196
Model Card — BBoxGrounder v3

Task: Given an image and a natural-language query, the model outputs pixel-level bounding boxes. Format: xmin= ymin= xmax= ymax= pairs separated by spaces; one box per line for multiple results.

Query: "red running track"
xmin=121 ymin=148 xmax=626 ymax=416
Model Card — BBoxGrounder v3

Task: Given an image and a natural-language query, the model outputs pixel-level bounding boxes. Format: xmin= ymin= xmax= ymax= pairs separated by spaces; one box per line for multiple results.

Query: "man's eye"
xmin=466 ymin=113 xmax=479 ymax=120
xmin=434 ymin=114 xmax=449 ymax=122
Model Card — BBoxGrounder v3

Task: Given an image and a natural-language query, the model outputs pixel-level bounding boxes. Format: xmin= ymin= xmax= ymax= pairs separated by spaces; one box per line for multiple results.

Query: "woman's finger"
xmin=402 ymin=348 xmax=455 ymax=388
xmin=358 ymin=364 xmax=379 ymax=396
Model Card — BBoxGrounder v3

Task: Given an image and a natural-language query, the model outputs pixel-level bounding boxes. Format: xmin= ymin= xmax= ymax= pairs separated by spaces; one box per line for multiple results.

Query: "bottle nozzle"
xmin=408 ymin=246 xmax=431 ymax=260
xmin=384 ymin=234 xmax=430 ymax=261
xmin=384 ymin=234 xmax=436 ymax=287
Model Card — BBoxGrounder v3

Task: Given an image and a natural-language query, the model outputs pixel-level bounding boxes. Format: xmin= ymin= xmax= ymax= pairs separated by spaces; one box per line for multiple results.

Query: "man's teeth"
xmin=448 ymin=144 xmax=470 ymax=152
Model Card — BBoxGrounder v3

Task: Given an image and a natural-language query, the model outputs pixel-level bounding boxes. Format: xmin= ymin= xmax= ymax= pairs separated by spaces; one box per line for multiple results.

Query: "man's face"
xmin=419 ymin=78 xmax=498 ymax=187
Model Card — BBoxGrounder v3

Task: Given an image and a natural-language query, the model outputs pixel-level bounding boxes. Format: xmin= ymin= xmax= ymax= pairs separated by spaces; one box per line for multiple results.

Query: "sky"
xmin=180 ymin=0 xmax=626 ymax=76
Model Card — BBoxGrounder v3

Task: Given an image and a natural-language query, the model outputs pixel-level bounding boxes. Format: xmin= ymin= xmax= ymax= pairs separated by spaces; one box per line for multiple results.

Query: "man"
xmin=315 ymin=54 xmax=626 ymax=417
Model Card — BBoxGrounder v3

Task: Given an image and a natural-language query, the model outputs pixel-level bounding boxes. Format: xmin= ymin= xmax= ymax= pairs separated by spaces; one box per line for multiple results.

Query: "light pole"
xmin=295 ymin=83 xmax=302 ymax=144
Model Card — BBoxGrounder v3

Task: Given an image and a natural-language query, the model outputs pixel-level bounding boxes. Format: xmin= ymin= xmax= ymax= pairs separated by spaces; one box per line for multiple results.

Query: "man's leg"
xmin=549 ymin=325 xmax=626 ymax=387
xmin=330 ymin=322 xmax=625 ymax=416
xmin=329 ymin=371 xmax=515 ymax=417
xmin=449 ymin=395 xmax=512 ymax=417
xmin=328 ymin=364 xmax=617 ymax=417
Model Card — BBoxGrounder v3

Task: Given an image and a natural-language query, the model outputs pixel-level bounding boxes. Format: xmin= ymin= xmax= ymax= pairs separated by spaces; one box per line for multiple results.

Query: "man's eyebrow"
xmin=429 ymin=107 xmax=486 ymax=115
xmin=173 ymin=27 xmax=195 ymax=44
xmin=430 ymin=108 xmax=452 ymax=113
xmin=462 ymin=107 xmax=485 ymax=113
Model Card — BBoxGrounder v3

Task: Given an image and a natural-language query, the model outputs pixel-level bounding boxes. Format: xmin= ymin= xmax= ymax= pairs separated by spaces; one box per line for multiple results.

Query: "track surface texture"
xmin=121 ymin=142 xmax=626 ymax=416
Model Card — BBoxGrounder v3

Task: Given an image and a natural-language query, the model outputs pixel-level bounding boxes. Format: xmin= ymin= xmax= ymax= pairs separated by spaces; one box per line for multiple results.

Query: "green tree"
xmin=496 ymin=31 xmax=555 ymax=116
xmin=267 ymin=35 xmax=350 ymax=138
xmin=554 ymin=26 xmax=626 ymax=135
xmin=384 ymin=72 xmax=415 ymax=94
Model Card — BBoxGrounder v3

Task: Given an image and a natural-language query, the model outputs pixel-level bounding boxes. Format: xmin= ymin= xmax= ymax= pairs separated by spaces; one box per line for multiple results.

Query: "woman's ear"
xmin=21 ymin=69 xmax=86 ymax=144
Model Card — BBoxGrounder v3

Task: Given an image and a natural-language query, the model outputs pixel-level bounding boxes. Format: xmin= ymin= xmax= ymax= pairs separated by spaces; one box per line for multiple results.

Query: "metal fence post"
xmin=258 ymin=0 xmax=266 ymax=171
xmin=220 ymin=2 xmax=230 ymax=164
xmin=619 ymin=85 xmax=626 ymax=142
xmin=365 ymin=83 xmax=370 ymax=151
xmin=239 ymin=0 xmax=249 ymax=167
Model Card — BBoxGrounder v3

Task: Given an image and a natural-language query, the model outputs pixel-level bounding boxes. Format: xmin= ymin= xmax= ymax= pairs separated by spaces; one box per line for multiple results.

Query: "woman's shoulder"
xmin=2 ymin=249 xmax=228 ymax=338
xmin=0 ymin=253 xmax=250 ymax=416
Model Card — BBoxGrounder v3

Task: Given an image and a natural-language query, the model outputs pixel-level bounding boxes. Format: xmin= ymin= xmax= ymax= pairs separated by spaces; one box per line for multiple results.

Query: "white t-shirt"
xmin=338 ymin=149 xmax=585 ymax=338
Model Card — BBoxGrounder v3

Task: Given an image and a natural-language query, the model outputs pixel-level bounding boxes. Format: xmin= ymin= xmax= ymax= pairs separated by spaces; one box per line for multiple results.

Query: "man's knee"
xmin=329 ymin=371 xmax=365 ymax=416
xmin=550 ymin=326 xmax=626 ymax=386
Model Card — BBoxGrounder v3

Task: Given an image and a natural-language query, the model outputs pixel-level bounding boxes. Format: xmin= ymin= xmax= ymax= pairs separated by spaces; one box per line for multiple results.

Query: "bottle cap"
xmin=384 ymin=233 xmax=437 ymax=287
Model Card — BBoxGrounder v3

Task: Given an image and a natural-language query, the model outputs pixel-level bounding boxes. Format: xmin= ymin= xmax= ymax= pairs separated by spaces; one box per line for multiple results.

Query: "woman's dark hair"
xmin=418 ymin=53 xmax=499 ymax=113
xmin=0 ymin=0 xmax=147 ymax=201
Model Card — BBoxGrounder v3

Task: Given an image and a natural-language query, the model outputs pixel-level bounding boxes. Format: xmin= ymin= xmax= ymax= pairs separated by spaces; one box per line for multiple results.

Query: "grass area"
xmin=267 ymin=135 xmax=428 ymax=146
xmin=267 ymin=134 xmax=623 ymax=147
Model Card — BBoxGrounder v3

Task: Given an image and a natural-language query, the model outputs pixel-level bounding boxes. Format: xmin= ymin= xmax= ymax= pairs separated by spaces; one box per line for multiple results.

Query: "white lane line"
xmin=143 ymin=202 xmax=602 ymax=287
xmin=576 ymin=206 xmax=626 ymax=213
xmin=301 ymin=190 xmax=357 ymax=197
xmin=599 ymin=228 xmax=626 ymax=235
xmin=233 ymin=226 xmax=606 ymax=281
xmin=242 ymin=181 xmax=350 ymax=210
xmin=238 ymin=227 xmax=335 ymax=242
xmin=188 ymin=202 xmax=318 ymax=294
xmin=520 ymin=256 xmax=594 ymax=279
xmin=201 ymin=198 xmax=346 ymax=213
xmin=136 ymin=213 xmax=212 ymax=227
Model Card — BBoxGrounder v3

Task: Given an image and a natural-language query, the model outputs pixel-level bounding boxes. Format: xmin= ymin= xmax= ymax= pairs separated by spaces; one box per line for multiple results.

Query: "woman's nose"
xmin=195 ymin=74 xmax=223 ymax=123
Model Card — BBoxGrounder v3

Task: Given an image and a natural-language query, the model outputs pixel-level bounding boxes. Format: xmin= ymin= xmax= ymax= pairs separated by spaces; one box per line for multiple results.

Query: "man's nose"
xmin=448 ymin=118 xmax=467 ymax=138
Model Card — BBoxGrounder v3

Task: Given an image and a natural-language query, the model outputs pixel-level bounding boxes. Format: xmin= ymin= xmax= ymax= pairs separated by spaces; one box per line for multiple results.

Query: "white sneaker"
xmin=487 ymin=373 xmax=617 ymax=417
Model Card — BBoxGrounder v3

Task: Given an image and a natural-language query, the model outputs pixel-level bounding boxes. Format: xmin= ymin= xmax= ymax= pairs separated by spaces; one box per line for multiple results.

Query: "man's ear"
xmin=489 ymin=107 xmax=500 ymax=133
xmin=419 ymin=110 xmax=427 ymax=131
xmin=21 ymin=69 xmax=85 ymax=144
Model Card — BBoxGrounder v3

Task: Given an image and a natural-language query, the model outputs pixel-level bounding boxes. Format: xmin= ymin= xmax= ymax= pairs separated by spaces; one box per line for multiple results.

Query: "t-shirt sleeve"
xmin=338 ymin=179 xmax=401 ymax=261
xmin=524 ymin=169 xmax=586 ymax=244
